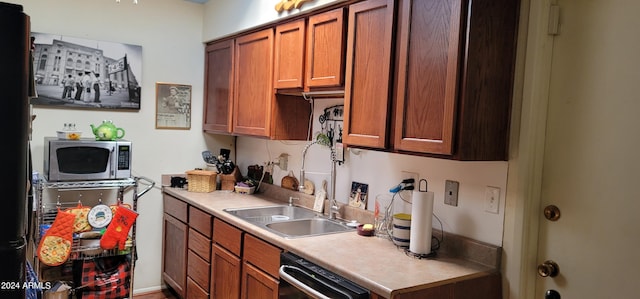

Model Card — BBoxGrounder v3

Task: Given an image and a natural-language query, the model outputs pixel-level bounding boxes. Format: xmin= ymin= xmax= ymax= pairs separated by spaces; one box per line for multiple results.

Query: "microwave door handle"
xmin=109 ymin=145 xmax=116 ymax=176
xmin=279 ymin=265 xmax=354 ymax=299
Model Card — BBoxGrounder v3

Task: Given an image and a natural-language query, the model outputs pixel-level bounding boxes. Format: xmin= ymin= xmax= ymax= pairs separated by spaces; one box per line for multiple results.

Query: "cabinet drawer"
xmin=213 ymin=218 xmax=243 ymax=256
xmin=186 ymin=277 xmax=209 ymax=299
xmin=189 ymin=206 xmax=212 ymax=237
xmin=243 ymin=234 xmax=282 ymax=278
xmin=188 ymin=228 xmax=211 ymax=262
xmin=188 ymin=250 xmax=211 ymax=290
xmin=163 ymin=194 xmax=187 ymax=222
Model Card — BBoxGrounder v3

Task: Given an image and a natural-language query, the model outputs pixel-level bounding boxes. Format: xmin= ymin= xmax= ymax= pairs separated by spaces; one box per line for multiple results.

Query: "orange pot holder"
xmin=37 ymin=208 xmax=75 ymax=266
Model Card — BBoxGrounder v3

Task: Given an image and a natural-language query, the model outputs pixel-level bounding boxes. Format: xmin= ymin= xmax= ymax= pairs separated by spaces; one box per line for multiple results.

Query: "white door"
xmin=535 ymin=0 xmax=640 ymax=298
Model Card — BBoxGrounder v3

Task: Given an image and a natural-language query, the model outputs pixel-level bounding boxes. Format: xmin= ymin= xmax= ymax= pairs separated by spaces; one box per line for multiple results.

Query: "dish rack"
xmin=33 ymin=176 xmax=155 ymax=285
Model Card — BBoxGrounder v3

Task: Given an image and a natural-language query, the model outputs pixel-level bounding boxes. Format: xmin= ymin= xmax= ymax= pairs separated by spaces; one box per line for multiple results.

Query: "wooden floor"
xmin=132 ymin=288 xmax=178 ymax=299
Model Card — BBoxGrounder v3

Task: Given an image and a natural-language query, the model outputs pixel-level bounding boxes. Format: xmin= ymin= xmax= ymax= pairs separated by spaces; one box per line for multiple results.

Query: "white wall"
xmin=202 ymin=0 xmax=346 ymax=41
xmin=11 ymin=0 xmax=233 ymax=293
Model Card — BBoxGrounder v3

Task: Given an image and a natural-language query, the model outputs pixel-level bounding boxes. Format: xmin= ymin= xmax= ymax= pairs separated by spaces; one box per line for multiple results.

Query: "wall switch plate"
xmin=444 ymin=180 xmax=459 ymax=206
xmin=484 ymin=186 xmax=500 ymax=214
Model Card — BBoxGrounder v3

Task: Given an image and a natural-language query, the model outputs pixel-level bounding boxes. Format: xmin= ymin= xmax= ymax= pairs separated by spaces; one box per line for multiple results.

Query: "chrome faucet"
xmin=299 ymin=135 xmax=340 ymax=220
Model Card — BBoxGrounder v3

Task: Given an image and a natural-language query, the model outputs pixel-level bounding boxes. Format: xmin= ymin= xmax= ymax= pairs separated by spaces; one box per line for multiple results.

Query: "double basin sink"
xmin=224 ymin=205 xmax=354 ymax=238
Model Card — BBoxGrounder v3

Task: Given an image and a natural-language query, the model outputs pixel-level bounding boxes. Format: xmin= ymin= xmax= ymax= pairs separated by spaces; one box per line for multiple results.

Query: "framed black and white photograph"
xmin=30 ymin=32 xmax=142 ymax=110
xmin=155 ymin=82 xmax=191 ymax=130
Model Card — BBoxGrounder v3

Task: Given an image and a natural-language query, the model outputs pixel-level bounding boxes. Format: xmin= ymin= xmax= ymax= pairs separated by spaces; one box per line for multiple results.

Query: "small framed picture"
xmin=349 ymin=181 xmax=369 ymax=209
xmin=155 ymin=82 xmax=191 ymax=130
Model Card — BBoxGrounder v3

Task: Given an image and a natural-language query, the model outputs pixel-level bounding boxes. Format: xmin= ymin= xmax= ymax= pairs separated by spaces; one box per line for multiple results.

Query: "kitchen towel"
xmin=409 ymin=190 xmax=434 ymax=255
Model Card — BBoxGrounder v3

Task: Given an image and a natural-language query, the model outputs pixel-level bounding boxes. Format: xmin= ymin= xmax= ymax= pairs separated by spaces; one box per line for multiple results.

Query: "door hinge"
xmin=548 ymin=4 xmax=560 ymax=35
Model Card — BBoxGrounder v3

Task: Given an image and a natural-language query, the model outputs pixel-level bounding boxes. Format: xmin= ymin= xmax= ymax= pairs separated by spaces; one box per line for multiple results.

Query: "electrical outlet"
xmin=275 ymin=153 xmax=288 ymax=171
xmin=400 ymin=171 xmax=419 ymax=199
xmin=444 ymin=180 xmax=459 ymax=206
xmin=335 ymin=142 xmax=345 ymax=163
xmin=484 ymin=186 xmax=500 ymax=214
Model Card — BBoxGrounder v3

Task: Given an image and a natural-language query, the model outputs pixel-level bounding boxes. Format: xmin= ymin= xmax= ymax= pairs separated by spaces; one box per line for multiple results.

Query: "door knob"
xmin=545 ymin=289 xmax=561 ymax=299
xmin=543 ymin=205 xmax=561 ymax=221
xmin=537 ymin=260 xmax=560 ymax=277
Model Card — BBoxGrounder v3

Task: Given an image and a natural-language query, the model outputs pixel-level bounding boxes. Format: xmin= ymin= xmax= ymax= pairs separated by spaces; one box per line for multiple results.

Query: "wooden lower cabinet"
xmin=187 ymin=277 xmax=209 ymax=299
xmin=162 ymin=213 xmax=187 ymax=298
xmin=187 ymin=250 xmax=210 ymax=292
xmin=392 ymin=272 xmax=502 ymax=299
xmin=241 ymin=262 xmax=279 ymax=299
xmin=163 ymin=192 xmax=500 ymax=299
xmin=211 ymin=243 xmax=242 ymax=299
xmin=240 ymin=234 xmax=282 ymax=299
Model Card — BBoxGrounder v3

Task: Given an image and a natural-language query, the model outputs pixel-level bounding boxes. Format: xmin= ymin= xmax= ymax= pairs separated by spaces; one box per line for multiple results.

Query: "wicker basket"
xmin=186 ymin=170 xmax=217 ymax=192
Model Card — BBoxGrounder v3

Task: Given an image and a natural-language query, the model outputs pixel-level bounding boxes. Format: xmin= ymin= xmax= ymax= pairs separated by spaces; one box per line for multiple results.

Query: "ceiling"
xmin=185 ymin=0 xmax=208 ymax=3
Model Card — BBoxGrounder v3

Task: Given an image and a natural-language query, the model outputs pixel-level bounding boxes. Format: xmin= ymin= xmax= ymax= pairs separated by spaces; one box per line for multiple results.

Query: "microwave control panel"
xmin=117 ymin=145 xmax=131 ymax=170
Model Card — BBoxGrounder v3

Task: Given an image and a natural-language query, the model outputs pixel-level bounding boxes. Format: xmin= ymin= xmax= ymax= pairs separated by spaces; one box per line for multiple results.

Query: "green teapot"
xmin=90 ymin=120 xmax=125 ymax=141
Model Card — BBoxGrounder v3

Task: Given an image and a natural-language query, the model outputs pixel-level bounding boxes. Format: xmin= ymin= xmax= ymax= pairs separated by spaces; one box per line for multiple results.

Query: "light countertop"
xmin=162 ymin=186 xmax=498 ymax=298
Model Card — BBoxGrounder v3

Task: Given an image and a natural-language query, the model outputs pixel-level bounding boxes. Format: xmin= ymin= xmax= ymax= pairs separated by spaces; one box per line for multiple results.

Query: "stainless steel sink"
xmin=223 ymin=205 xmax=353 ymax=238
xmin=265 ymin=218 xmax=352 ymax=238
xmin=224 ymin=205 xmax=320 ymax=224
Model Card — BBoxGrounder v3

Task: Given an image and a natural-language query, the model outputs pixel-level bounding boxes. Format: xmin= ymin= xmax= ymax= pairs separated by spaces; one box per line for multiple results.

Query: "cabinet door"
xmin=274 ymin=19 xmax=306 ymax=89
xmin=241 ymin=262 xmax=279 ymax=299
xmin=305 ymin=7 xmax=346 ymax=88
xmin=162 ymin=213 xmax=188 ymax=298
xmin=203 ymin=39 xmax=234 ymax=133
xmin=233 ymin=28 xmax=274 ymax=137
xmin=392 ymin=0 xmax=463 ymax=155
xmin=342 ymin=0 xmax=395 ymax=148
xmin=211 ymin=243 xmax=241 ymax=299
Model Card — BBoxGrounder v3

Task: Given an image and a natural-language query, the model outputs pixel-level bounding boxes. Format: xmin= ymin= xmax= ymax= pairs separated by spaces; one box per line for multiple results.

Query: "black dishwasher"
xmin=279 ymin=252 xmax=370 ymax=299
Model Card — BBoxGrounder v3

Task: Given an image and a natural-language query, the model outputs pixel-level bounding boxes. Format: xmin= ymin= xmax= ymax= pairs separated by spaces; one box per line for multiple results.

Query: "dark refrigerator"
xmin=0 ymin=2 xmax=31 ymax=299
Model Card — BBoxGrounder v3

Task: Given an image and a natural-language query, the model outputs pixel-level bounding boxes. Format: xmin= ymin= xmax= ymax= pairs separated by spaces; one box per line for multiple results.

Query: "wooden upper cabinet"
xmin=305 ymin=7 xmax=346 ymax=88
xmin=393 ymin=0 xmax=518 ymax=160
xmin=392 ymin=0 xmax=463 ymax=155
xmin=343 ymin=0 xmax=396 ymax=149
xmin=274 ymin=19 xmax=306 ymax=89
xmin=203 ymin=39 xmax=234 ymax=134
xmin=273 ymin=8 xmax=346 ymax=91
xmin=233 ymin=28 xmax=274 ymax=137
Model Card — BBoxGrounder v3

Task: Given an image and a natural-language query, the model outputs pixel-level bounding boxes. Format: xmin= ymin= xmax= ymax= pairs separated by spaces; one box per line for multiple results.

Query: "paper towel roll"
xmin=409 ymin=191 xmax=434 ymax=254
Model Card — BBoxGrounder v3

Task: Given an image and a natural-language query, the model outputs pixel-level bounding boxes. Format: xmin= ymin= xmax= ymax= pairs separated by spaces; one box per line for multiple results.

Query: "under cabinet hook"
xmin=419 ymin=179 xmax=428 ymax=192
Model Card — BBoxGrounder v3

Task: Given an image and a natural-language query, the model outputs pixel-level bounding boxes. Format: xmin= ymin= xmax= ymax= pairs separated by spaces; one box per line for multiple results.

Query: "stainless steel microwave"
xmin=43 ymin=137 xmax=132 ymax=181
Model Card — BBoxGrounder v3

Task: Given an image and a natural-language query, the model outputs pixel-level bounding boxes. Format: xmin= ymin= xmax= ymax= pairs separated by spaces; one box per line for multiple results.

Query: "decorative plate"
xmin=87 ymin=204 xmax=113 ymax=229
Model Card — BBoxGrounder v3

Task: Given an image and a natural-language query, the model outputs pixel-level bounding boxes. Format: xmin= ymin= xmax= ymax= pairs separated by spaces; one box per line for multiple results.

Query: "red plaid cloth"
xmin=74 ymin=255 xmax=131 ymax=299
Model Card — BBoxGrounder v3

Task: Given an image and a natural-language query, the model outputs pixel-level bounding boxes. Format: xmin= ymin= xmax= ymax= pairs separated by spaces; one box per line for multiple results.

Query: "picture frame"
xmin=155 ymin=82 xmax=191 ymax=130
xmin=30 ymin=32 xmax=143 ymax=111
xmin=348 ymin=181 xmax=369 ymax=209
